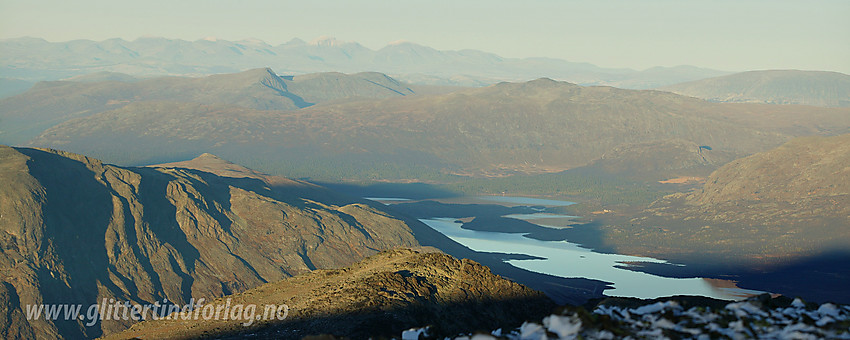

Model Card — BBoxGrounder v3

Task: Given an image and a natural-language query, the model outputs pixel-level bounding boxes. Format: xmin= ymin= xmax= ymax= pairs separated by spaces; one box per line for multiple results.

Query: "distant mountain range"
xmin=0 ymin=68 xmax=416 ymax=145
xmin=5 ymin=68 xmax=847 ymax=182
xmin=0 ymin=36 xmax=729 ymax=88
xmin=660 ymin=70 xmax=850 ymax=107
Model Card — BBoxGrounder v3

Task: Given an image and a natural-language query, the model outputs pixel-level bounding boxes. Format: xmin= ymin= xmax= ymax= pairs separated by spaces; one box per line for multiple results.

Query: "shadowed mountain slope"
xmin=0 ymin=78 xmax=33 ymax=99
xmin=572 ymin=138 xmax=730 ymax=182
xmin=660 ymin=70 xmax=850 ymax=107
xmin=0 ymin=68 xmax=414 ymax=144
xmin=596 ymin=134 xmax=850 ymax=262
xmin=678 ymin=133 xmax=850 ymax=226
xmin=104 ymin=248 xmax=556 ymax=339
xmin=285 ymin=71 xmax=414 ymax=104
xmin=0 ymin=146 xmax=420 ymax=339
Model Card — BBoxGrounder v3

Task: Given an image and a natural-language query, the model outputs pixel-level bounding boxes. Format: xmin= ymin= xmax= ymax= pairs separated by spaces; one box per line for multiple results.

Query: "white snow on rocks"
xmin=427 ymin=296 xmax=850 ymax=339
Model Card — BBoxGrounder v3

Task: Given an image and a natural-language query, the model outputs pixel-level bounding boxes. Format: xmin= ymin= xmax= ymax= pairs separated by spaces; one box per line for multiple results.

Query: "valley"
xmin=1 ymin=23 xmax=849 ymax=338
xmin=0 ymin=147 xmax=608 ymax=338
xmin=361 ymin=188 xmax=849 ymax=304
xmin=376 ymin=196 xmax=765 ymax=300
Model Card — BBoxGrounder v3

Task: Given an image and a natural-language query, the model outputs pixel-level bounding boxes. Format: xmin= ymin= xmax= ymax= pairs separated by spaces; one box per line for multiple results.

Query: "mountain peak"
xmin=237 ymin=37 xmax=266 ymax=45
xmin=193 ymin=152 xmax=229 ymax=162
xmin=527 ymin=77 xmax=580 ymax=88
xmin=152 ymin=152 xmax=260 ymax=179
xmin=530 ymin=77 xmax=558 ymax=84
xmin=214 ymin=67 xmax=287 ymax=91
xmin=241 ymin=66 xmax=277 ymax=76
xmin=284 ymin=37 xmax=307 ymax=46
xmin=380 ymin=40 xmax=433 ymax=51
xmin=309 ymin=35 xmax=350 ymax=47
xmin=492 ymin=77 xmax=579 ymax=90
xmin=150 ymin=151 xmax=312 ymax=188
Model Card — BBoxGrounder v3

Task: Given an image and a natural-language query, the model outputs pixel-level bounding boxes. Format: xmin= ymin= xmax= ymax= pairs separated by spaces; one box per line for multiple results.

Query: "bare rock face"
xmin=106 ymin=248 xmax=556 ymax=339
xmin=0 ymin=146 xmax=419 ymax=339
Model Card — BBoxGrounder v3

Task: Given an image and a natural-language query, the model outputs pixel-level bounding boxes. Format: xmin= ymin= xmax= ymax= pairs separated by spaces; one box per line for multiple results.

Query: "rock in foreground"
xmin=105 ymin=248 xmax=555 ymax=339
xmin=445 ymin=294 xmax=850 ymax=339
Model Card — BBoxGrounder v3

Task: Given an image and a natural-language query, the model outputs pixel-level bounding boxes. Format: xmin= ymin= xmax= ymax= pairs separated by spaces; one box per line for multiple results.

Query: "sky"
xmin=1 ymin=0 xmax=848 ymax=73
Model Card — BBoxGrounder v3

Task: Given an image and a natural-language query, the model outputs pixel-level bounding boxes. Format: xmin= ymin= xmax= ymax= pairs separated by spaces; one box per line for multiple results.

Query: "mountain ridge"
xmin=0 ymin=145 xmax=422 ymax=339
xmin=0 ymin=36 xmax=729 ymax=88
xmin=103 ymin=248 xmax=556 ymax=339
xmin=18 ymin=75 xmax=850 ymax=181
xmin=0 ymin=68 xmax=415 ymax=144
xmin=660 ymin=70 xmax=850 ymax=107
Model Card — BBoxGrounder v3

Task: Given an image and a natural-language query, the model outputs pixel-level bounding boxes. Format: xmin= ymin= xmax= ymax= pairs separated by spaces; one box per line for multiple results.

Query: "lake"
xmin=368 ymin=195 xmax=763 ymax=300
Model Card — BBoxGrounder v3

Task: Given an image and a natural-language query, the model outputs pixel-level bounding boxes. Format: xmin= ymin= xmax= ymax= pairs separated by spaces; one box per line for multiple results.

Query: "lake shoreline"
xmin=370 ymin=196 xmax=765 ymax=301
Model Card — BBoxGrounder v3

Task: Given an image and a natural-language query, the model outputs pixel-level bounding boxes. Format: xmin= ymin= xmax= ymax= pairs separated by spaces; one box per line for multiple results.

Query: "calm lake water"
xmin=368 ymin=195 xmax=763 ymax=300
xmin=363 ymin=197 xmax=412 ymax=202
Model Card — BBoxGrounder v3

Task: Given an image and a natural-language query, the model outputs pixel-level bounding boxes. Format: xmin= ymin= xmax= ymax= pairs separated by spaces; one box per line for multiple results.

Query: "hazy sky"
xmin=1 ymin=0 xmax=848 ymax=73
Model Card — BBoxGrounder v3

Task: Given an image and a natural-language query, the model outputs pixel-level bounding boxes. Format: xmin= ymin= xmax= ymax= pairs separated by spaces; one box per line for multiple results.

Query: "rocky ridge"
xmin=0 ymin=146 xmax=420 ymax=339
xmin=104 ymin=248 xmax=556 ymax=339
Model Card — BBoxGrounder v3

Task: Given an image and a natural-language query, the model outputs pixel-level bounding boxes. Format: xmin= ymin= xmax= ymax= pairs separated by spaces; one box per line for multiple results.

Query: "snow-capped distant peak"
xmin=309 ymin=36 xmax=347 ymax=47
xmin=201 ymin=36 xmax=220 ymax=42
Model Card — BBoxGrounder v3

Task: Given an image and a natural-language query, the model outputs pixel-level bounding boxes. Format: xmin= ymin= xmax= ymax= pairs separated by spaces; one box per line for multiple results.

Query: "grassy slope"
xmin=660 ymin=70 xmax=850 ymax=107
xmin=586 ymin=134 xmax=850 ymax=263
xmin=25 ymin=78 xmax=850 ymax=185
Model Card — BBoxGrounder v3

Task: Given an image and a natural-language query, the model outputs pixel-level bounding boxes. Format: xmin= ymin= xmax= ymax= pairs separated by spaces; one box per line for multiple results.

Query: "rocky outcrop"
xmin=105 ymin=248 xmax=556 ymax=339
